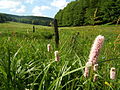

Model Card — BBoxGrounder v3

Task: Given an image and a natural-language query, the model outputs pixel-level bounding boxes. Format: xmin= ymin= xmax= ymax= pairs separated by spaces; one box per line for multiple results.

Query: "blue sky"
xmin=0 ymin=0 xmax=74 ymax=18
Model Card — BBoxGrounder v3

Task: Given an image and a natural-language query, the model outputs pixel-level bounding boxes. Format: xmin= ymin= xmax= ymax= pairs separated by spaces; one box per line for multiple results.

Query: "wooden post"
xmin=53 ymin=19 xmax=59 ymax=48
xmin=33 ymin=26 xmax=35 ymax=33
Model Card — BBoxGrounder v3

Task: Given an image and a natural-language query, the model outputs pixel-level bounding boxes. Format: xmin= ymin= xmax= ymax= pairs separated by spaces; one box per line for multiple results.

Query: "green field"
xmin=0 ymin=22 xmax=120 ymax=90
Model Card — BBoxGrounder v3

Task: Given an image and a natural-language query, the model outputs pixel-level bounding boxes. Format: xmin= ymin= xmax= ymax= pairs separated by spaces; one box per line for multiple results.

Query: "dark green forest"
xmin=55 ymin=0 xmax=120 ymax=26
xmin=0 ymin=13 xmax=53 ymax=26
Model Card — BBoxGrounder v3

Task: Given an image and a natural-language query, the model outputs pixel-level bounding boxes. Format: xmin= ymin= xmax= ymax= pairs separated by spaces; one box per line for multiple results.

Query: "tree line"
xmin=0 ymin=13 xmax=53 ymax=26
xmin=55 ymin=0 xmax=120 ymax=26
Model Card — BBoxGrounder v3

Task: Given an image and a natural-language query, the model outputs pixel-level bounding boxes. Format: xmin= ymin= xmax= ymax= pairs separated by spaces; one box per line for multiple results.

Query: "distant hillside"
xmin=55 ymin=0 xmax=120 ymax=26
xmin=0 ymin=13 xmax=53 ymax=26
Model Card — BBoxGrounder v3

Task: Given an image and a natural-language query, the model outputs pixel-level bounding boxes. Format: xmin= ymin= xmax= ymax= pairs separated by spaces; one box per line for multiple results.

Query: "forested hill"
xmin=55 ymin=0 xmax=120 ymax=26
xmin=0 ymin=13 xmax=53 ymax=26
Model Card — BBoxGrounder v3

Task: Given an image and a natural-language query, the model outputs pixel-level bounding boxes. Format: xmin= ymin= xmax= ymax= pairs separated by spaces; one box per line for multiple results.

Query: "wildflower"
xmin=54 ymin=51 xmax=59 ymax=61
xmin=84 ymin=62 xmax=92 ymax=78
xmin=93 ymin=74 xmax=98 ymax=82
xmin=110 ymin=67 xmax=116 ymax=80
xmin=105 ymin=81 xmax=111 ymax=87
xmin=93 ymin=64 xmax=98 ymax=71
xmin=47 ymin=44 xmax=51 ymax=52
xmin=88 ymin=35 xmax=104 ymax=64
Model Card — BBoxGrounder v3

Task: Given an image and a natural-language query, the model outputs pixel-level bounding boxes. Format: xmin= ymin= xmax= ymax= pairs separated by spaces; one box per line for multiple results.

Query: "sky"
xmin=0 ymin=0 xmax=74 ymax=18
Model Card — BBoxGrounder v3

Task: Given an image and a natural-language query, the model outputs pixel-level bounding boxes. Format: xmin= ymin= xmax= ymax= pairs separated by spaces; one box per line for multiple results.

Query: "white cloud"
xmin=32 ymin=6 xmax=51 ymax=16
xmin=26 ymin=0 xmax=34 ymax=4
xmin=0 ymin=0 xmax=20 ymax=9
xmin=51 ymin=0 xmax=69 ymax=9
xmin=10 ymin=5 xmax=26 ymax=13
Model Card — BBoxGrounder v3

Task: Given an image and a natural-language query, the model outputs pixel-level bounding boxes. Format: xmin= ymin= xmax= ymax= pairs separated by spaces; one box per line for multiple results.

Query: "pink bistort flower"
xmin=93 ymin=74 xmax=98 ymax=82
xmin=47 ymin=44 xmax=51 ymax=52
xmin=88 ymin=35 xmax=104 ymax=64
xmin=110 ymin=67 xmax=116 ymax=80
xmin=93 ymin=64 xmax=98 ymax=71
xmin=84 ymin=62 xmax=92 ymax=78
xmin=54 ymin=51 xmax=59 ymax=61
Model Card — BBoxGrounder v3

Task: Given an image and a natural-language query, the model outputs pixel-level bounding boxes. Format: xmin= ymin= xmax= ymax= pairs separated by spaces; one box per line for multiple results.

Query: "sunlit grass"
xmin=0 ymin=22 xmax=120 ymax=90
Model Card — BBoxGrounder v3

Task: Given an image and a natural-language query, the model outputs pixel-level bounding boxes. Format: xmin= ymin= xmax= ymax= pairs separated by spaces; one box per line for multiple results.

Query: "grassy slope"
xmin=0 ymin=22 xmax=51 ymax=31
xmin=0 ymin=22 xmax=120 ymax=90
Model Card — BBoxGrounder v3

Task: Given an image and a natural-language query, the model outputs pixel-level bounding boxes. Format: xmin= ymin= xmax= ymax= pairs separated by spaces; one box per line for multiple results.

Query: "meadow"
xmin=0 ymin=22 xmax=120 ymax=90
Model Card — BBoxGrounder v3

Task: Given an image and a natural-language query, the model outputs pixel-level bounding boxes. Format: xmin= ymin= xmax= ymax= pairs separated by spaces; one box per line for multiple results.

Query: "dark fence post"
xmin=53 ymin=19 xmax=59 ymax=48
xmin=33 ymin=26 xmax=35 ymax=33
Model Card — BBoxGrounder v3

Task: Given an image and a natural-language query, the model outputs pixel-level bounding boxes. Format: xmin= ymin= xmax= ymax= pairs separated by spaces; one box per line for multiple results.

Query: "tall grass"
xmin=0 ymin=22 xmax=120 ymax=90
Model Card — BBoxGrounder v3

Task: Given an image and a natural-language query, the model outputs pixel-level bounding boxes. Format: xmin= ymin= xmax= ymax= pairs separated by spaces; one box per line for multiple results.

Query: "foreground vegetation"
xmin=0 ymin=22 xmax=120 ymax=90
